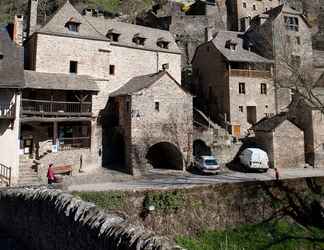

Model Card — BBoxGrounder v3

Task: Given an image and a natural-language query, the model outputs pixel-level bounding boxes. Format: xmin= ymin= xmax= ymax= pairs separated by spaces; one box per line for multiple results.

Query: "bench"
xmin=52 ymin=165 xmax=73 ymax=176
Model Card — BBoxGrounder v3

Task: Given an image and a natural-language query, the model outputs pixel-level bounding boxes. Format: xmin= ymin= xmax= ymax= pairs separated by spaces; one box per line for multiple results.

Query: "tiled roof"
xmin=84 ymin=16 xmax=181 ymax=53
xmin=211 ymin=31 xmax=273 ymax=64
xmin=38 ymin=1 xmax=107 ymax=41
xmin=24 ymin=70 xmax=99 ymax=91
xmin=0 ymin=29 xmax=24 ymax=88
xmin=110 ymin=70 xmax=188 ymax=96
xmin=251 ymin=113 xmax=288 ymax=132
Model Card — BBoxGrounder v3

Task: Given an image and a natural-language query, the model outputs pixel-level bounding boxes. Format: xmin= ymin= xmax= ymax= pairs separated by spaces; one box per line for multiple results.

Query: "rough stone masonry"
xmin=0 ymin=187 xmax=183 ymax=250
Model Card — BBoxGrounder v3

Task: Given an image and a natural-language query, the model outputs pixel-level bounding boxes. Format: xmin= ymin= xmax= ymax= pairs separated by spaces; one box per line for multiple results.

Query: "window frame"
xmin=239 ymin=82 xmax=246 ymax=94
xmin=69 ymin=60 xmax=78 ymax=74
xmin=260 ymin=83 xmax=267 ymax=95
xmin=155 ymin=101 xmax=160 ymax=112
xmin=109 ymin=65 xmax=115 ymax=75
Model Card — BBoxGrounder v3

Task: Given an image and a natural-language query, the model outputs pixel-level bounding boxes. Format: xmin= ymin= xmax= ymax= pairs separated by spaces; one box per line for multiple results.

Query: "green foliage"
xmin=176 ymin=219 xmax=324 ymax=250
xmin=143 ymin=190 xmax=185 ymax=212
xmin=73 ymin=191 xmax=126 ymax=210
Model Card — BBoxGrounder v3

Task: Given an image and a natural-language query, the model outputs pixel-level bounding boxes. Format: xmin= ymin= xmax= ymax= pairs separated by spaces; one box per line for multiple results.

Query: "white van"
xmin=239 ymin=148 xmax=269 ymax=172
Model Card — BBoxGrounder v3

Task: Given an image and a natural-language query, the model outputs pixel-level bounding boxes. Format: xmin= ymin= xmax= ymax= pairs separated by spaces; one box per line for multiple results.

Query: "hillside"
xmin=0 ymin=0 xmax=321 ymax=32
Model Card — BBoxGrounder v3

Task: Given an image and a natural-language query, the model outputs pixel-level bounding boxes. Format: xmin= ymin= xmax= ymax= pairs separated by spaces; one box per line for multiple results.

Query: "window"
xmin=0 ymin=54 xmax=3 ymax=60
xmin=291 ymin=55 xmax=301 ymax=68
xmin=243 ymin=2 xmax=247 ymax=8
xmin=133 ymin=35 xmax=146 ymax=46
xmin=67 ymin=22 xmax=79 ymax=32
xmin=126 ymin=101 xmax=130 ymax=112
xmin=107 ymin=33 xmax=120 ymax=42
xmin=157 ymin=41 xmax=169 ymax=49
xmin=109 ymin=65 xmax=115 ymax=75
xmin=239 ymin=106 xmax=244 ymax=112
xmin=296 ymin=36 xmax=301 ymax=45
xmin=69 ymin=61 xmax=78 ymax=74
xmin=230 ymin=44 xmax=237 ymax=51
xmin=239 ymin=82 xmax=246 ymax=94
xmin=261 ymin=83 xmax=267 ymax=95
xmin=155 ymin=102 xmax=160 ymax=112
xmin=225 ymin=40 xmax=237 ymax=51
xmin=252 ymin=4 xmax=256 ymax=10
xmin=284 ymin=16 xmax=299 ymax=31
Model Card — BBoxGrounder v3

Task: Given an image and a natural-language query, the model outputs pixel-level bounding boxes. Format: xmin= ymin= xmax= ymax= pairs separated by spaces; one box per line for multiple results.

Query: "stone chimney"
xmin=27 ymin=0 xmax=38 ymax=37
xmin=13 ymin=15 xmax=24 ymax=46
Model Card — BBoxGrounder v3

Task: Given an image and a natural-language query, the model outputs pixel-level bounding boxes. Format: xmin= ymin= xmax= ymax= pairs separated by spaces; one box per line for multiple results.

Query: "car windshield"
xmin=205 ymin=159 xmax=217 ymax=165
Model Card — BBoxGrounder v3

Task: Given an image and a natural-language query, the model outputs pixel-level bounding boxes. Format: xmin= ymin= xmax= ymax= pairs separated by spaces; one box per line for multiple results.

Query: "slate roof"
xmin=84 ymin=16 xmax=181 ymax=54
xmin=110 ymin=70 xmax=188 ymax=97
xmin=251 ymin=113 xmax=288 ymax=132
xmin=38 ymin=1 xmax=107 ymax=41
xmin=0 ymin=29 xmax=24 ymax=88
xmin=24 ymin=70 xmax=99 ymax=92
xmin=211 ymin=31 xmax=273 ymax=64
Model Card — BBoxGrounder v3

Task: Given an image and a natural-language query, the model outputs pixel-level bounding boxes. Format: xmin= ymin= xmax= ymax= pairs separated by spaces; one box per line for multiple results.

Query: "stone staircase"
xmin=18 ymin=156 xmax=41 ymax=186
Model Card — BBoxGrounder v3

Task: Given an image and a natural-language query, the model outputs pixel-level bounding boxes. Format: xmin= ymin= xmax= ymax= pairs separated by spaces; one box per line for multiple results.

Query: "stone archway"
xmin=146 ymin=142 xmax=183 ymax=170
xmin=193 ymin=139 xmax=211 ymax=157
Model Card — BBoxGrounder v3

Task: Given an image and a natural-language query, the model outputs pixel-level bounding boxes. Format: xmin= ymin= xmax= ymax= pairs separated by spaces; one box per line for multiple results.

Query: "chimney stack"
xmin=27 ymin=0 xmax=38 ymax=37
xmin=13 ymin=15 xmax=24 ymax=46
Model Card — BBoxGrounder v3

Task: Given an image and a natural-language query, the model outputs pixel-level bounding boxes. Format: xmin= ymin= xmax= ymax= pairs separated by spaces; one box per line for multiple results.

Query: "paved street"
xmin=67 ymin=167 xmax=324 ymax=192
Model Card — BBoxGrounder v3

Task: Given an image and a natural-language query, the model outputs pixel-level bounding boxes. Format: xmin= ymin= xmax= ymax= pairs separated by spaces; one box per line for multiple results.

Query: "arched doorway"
xmin=146 ymin=142 xmax=183 ymax=170
xmin=193 ymin=139 xmax=211 ymax=157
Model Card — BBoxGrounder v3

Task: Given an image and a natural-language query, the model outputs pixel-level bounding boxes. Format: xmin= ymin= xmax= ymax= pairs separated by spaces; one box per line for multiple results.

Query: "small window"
xmin=67 ymin=22 xmax=79 ymax=32
xmin=230 ymin=44 xmax=236 ymax=51
xmin=109 ymin=65 xmax=115 ymax=75
xmin=157 ymin=41 xmax=169 ymax=49
xmin=239 ymin=82 xmax=246 ymax=94
xmin=296 ymin=36 xmax=301 ymax=45
xmin=126 ymin=101 xmax=130 ymax=112
xmin=69 ymin=61 xmax=78 ymax=74
xmin=243 ymin=2 xmax=247 ymax=8
xmin=291 ymin=55 xmax=301 ymax=68
xmin=155 ymin=102 xmax=160 ymax=112
xmin=284 ymin=16 xmax=299 ymax=31
xmin=0 ymin=54 xmax=3 ymax=60
xmin=252 ymin=4 xmax=256 ymax=10
xmin=133 ymin=37 xmax=146 ymax=46
xmin=107 ymin=33 xmax=120 ymax=42
xmin=261 ymin=83 xmax=267 ymax=95
xmin=239 ymin=106 xmax=244 ymax=112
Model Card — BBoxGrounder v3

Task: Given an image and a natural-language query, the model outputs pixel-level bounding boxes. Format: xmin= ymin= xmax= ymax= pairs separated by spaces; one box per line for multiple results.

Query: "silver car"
xmin=194 ymin=155 xmax=221 ymax=174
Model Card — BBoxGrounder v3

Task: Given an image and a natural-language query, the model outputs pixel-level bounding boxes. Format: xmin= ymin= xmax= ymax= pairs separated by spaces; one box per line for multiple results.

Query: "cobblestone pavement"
xmin=67 ymin=167 xmax=324 ymax=192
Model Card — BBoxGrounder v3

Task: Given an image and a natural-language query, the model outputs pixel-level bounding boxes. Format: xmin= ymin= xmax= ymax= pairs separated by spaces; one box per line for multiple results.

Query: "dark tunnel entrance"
xmin=146 ymin=142 xmax=183 ymax=170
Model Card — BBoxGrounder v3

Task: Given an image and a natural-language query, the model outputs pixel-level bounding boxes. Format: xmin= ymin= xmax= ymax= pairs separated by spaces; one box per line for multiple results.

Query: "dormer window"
xmin=65 ymin=17 xmax=81 ymax=32
xmin=106 ymin=29 xmax=120 ymax=42
xmin=133 ymin=33 xmax=146 ymax=46
xmin=226 ymin=39 xmax=237 ymax=51
xmin=157 ymin=37 xmax=170 ymax=49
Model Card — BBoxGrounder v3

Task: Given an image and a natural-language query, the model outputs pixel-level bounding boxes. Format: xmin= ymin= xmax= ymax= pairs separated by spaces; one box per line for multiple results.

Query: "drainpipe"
xmin=156 ymin=52 xmax=159 ymax=72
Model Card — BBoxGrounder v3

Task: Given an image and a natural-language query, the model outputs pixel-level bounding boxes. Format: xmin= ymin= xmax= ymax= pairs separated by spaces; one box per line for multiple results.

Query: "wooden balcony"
xmin=21 ymin=99 xmax=92 ymax=117
xmin=0 ymin=104 xmax=15 ymax=119
xmin=229 ymin=69 xmax=272 ymax=79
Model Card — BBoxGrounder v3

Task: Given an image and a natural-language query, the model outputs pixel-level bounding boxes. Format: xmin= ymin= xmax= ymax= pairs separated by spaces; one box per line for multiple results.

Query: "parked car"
xmin=239 ymin=148 xmax=269 ymax=172
xmin=194 ymin=155 xmax=221 ymax=174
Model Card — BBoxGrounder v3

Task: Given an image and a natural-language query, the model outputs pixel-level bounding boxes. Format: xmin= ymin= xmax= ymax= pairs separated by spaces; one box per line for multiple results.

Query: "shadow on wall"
xmin=0 ymin=120 xmax=12 ymax=136
xmin=146 ymin=142 xmax=184 ymax=170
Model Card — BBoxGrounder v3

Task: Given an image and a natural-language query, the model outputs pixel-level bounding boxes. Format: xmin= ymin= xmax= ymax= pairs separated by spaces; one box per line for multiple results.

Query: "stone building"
xmin=0 ymin=30 xmax=24 ymax=185
xmin=226 ymin=0 xmax=282 ymax=31
xmin=137 ymin=0 xmax=227 ymax=67
xmin=108 ymin=70 xmax=193 ymax=175
xmin=20 ymin=0 xmax=183 ymax=178
xmin=251 ymin=113 xmax=305 ymax=169
xmin=192 ymin=30 xmax=275 ymax=137
xmin=246 ymin=4 xmax=314 ymax=112
xmin=288 ymin=89 xmax=324 ymax=167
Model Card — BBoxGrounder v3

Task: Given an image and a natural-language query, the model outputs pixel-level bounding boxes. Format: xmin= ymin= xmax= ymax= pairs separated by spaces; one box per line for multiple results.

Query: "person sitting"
xmin=47 ymin=163 xmax=56 ymax=185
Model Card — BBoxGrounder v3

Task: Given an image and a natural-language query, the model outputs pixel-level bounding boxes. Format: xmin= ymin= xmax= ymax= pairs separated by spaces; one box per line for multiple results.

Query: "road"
xmin=67 ymin=167 xmax=324 ymax=192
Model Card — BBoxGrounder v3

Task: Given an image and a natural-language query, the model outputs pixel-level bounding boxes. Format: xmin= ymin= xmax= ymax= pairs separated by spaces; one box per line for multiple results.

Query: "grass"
xmin=176 ymin=219 xmax=324 ymax=250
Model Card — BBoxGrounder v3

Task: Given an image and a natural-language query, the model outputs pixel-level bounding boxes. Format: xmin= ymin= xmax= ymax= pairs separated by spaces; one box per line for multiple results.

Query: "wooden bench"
xmin=52 ymin=165 xmax=73 ymax=176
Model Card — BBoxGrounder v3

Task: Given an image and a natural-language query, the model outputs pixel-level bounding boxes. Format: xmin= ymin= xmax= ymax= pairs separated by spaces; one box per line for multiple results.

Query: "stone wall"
xmin=75 ymin=177 xmax=324 ymax=238
xmin=0 ymin=187 xmax=182 ymax=250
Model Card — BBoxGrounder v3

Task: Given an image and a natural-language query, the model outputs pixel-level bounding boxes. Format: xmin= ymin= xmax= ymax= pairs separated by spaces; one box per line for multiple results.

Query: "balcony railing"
xmin=229 ymin=69 xmax=272 ymax=79
xmin=0 ymin=104 xmax=15 ymax=119
xmin=22 ymin=99 xmax=92 ymax=117
xmin=0 ymin=163 xmax=11 ymax=187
